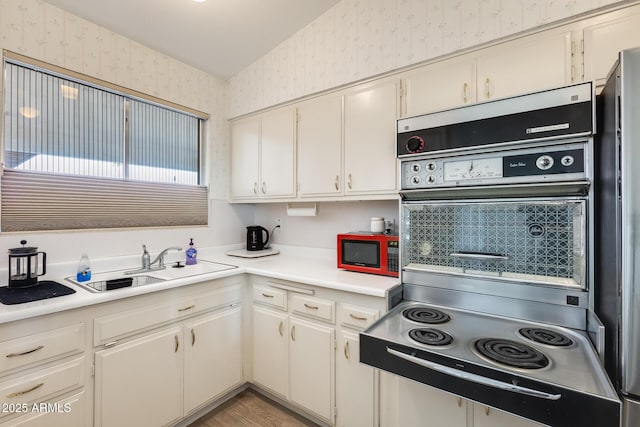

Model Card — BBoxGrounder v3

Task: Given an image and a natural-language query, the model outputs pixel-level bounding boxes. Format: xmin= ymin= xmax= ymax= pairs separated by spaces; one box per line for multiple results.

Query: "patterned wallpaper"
xmin=0 ymin=0 xmax=229 ymax=198
xmin=227 ymin=0 xmax=625 ymax=118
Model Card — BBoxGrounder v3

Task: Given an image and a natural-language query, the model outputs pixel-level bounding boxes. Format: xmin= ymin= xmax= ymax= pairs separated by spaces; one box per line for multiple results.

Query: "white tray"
xmin=225 ymin=248 xmax=280 ymax=258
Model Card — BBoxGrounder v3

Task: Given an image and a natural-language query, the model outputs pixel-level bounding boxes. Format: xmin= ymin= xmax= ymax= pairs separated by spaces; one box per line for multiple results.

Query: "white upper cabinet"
xmin=583 ymin=5 xmax=640 ymax=86
xmin=229 ymin=107 xmax=296 ymax=200
xmin=476 ymin=30 xmax=572 ymax=102
xmin=405 ymin=58 xmax=476 ymax=117
xmin=343 ymin=80 xmax=399 ymax=195
xmin=297 ymin=95 xmax=343 ymax=197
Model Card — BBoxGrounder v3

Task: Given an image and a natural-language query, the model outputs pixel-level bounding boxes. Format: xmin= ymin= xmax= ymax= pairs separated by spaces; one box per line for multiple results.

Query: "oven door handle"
xmin=450 ymin=252 xmax=509 ymax=261
xmin=386 ymin=347 xmax=562 ymax=401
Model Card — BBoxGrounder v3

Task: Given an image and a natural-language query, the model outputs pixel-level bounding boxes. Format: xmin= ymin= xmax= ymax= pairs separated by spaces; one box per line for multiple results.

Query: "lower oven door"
xmin=401 ymin=198 xmax=587 ymax=290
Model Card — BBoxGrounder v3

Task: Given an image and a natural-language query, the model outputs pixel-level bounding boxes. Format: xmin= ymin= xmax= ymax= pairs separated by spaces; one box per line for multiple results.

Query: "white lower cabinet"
xmin=0 ymin=391 xmax=86 ymax=427
xmin=184 ymin=307 xmax=243 ymax=414
xmin=95 ymin=326 xmax=184 ymax=427
xmin=335 ymin=330 xmax=376 ymax=427
xmin=289 ymin=317 xmax=334 ymax=421
xmin=252 ymin=306 xmax=289 ymax=399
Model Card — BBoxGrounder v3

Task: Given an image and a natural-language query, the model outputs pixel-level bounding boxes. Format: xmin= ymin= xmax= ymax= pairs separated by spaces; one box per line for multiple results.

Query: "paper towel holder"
xmin=286 ymin=202 xmax=318 ymax=217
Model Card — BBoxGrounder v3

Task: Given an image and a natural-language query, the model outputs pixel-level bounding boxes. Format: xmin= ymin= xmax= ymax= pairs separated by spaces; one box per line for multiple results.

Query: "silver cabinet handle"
xmin=463 ymin=82 xmax=468 ymax=103
xmin=334 ymin=175 xmax=340 ymax=191
xmin=387 ymin=347 xmax=561 ymax=400
xmin=485 ymin=78 xmax=491 ymax=98
xmin=178 ymin=304 xmax=195 ymax=312
xmin=347 ymin=174 xmax=352 ymax=190
xmin=279 ymin=321 xmax=284 ymax=337
xmin=349 ymin=314 xmax=367 ymax=321
xmin=261 ymin=181 xmax=266 ymax=194
xmin=457 ymin=397 xmax=462 ymax=408
xmin=7 ymin=382 xmax=44 ymax=398
xmin=6 ymin=345 xmax=44 ymax=358
xmin=262 ymin=293 xmax=274 ymax=299
xmin=450 ymin=252 xmax=509 ymax=261
xmin=344 ymin=340 xmax=350 ymax=360
xmin=304 ymin=303 xmax=318 ymax=310
xmin=174 ymin=335 xmax=179 ymax=353
xmin=191 ymin=329 xmax=195 ymax=346
xmin=253 ymin=182 xmax=258 ymax=194
xmin=484 ymin=406 xmax=490 ymax=416
xmin=290 ymin=325 xmax=296 ymax=341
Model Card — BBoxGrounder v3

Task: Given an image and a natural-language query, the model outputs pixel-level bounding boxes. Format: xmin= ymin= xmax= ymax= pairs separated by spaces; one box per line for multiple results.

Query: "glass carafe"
xmin=8 ymin=240 xmax=47 ymax=288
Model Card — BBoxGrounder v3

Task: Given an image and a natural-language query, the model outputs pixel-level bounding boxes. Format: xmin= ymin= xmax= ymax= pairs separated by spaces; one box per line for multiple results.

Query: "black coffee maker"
xmin=246 ymin=226 xmax=270 ymax=251
xmin=8 ymin=240 xmax=47 ymax=288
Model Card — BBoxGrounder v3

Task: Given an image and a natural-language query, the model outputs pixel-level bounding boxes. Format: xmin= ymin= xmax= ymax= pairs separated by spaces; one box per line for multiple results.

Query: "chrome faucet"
xmin=126 ymin=245 xmax=182 ymax=274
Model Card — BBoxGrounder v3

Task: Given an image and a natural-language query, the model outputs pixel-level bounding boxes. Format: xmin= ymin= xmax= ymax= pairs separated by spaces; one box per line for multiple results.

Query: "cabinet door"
xmin=94 ymin=326 xmax=183 ymax=427
xmin=336 ymin=330 xmax=376 ymax=427
xmin=383 ymin=375 xmax=467 ymax=427
xmin=477 ymin=31 xmax=572 ymax=101
xmin=344 ymin=80 xmax=399 ymax=195
xmin=252 ymin=306 xmax=288 ymax=399
xmin=473 ymin=404 xmax=545 ymax=427
xmin=260 ymin=108 xmax=296 ymax=198
xmin=584 ymin=8 xmax=640 ymax=85
xmin=184 ymin=307 xmax=243 ymax=414
xmin=230 ymin=118 xmax=260 ymax=199
xmin=405 ymin=59 xmax=476 ymax=116
xmin=289 ymin=317 xmax=335 ymax=422
xmin=297 ymin=96 xmax=343 ymax=197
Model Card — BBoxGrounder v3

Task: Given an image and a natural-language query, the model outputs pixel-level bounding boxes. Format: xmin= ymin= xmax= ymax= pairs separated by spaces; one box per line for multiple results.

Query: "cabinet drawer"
xmin=1 ymin=390 xmax=86 ymax=427
xmin=0 ymin=324 xmax=84 ymax=375
xmin=94 ymin=283 xmax=242 ymax=345
xmin=253 ymin=286 xmax=287 ymax=310
xmin=0 ymin=357 xmax=84 ymax=417
xmin=339 ymin=304 xmax=379 ymax=330
xmin=291 ymin=295 xmax=335 ymax=323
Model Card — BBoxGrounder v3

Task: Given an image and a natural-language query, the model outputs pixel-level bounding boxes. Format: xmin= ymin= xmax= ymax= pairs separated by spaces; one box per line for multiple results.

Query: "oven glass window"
xmin=402 ymin=200 xmax=586 ymax=288
xmin=343 ymin=241 xmax=380 ymax=267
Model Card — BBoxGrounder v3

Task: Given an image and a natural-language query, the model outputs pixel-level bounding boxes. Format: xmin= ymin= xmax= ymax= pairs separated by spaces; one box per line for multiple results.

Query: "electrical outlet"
xmin=384 ymin=218 xmax=395 ymax=234
xmin=275 ymin=218 xmax=282 ymax=229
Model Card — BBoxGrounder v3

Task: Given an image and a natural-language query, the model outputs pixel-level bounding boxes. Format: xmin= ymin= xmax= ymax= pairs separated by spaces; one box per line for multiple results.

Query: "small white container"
xmin=370 ymin=217 xmax=385 ymax=233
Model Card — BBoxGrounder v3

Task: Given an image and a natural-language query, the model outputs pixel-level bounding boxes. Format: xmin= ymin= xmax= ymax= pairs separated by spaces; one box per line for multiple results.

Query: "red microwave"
xmin=337 ymin=233 xmax=399 ymax=277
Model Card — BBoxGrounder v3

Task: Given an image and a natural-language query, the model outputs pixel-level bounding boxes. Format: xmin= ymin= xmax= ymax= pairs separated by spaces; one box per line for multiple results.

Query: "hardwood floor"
xmin=189 ymin=389 xmax=319 ymax=427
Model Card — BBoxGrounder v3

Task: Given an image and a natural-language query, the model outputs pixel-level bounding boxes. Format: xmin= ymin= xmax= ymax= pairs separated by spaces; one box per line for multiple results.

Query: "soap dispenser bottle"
xmin=76 ymin=253 xmax=92 ymax=282
xmin=185 ymin=238 xmax=197 ymax=265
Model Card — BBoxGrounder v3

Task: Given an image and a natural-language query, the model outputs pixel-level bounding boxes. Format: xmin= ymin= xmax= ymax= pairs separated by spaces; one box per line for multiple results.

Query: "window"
xmin=1 ymin=52 xmax=208 ymax=231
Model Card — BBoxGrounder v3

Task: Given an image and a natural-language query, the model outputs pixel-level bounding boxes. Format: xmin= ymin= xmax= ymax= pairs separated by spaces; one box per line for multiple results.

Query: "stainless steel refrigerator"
xmin=595 ymin=46 xmax=640 ymax=427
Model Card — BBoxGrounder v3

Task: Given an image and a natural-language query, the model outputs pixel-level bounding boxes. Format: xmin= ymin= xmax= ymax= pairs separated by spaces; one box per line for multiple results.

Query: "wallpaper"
xmin=227 ymin=0 xmax=625 ymax=118
xmin=0 ymin=0 xmax=229 ymax=199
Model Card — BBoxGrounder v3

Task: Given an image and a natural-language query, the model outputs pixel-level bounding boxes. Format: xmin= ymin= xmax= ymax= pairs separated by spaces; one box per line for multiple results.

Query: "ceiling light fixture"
xmin=192 ymin=0 xmax=206 ymax=3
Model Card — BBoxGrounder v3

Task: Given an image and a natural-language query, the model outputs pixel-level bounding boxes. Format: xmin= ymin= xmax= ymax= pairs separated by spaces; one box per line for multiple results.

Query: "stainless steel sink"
xmin=67 ymin=274 xmax=165 ymax=293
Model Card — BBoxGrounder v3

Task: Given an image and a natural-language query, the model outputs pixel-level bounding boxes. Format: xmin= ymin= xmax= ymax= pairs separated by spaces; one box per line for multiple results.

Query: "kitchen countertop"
xmin=0 ymin=245 xmax=399 ymax=325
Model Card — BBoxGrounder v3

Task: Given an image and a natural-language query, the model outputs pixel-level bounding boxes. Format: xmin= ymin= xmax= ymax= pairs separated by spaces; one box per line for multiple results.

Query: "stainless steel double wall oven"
xmin=360 ymin=82 xmax=620 ymax=426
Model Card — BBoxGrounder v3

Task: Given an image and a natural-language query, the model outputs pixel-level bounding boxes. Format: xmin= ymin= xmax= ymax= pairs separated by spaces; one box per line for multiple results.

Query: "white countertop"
xmin=0 ymin=245 xmax=399 ymax=325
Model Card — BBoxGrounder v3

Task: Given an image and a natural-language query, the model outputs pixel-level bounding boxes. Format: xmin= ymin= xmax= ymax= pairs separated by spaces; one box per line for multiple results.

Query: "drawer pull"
xmin=291 ymin=325 xmax=296 ymax=341
xmin=191 ymin=329 xmax=196 ymax=346
xmin=7 ymin=382 xmax=44 ymax=398
xmin=344 ymin=340 xmax=350 ymax=360
xmin=178 ymin=304 xmax=195 ymax=312
xmin=6 ymin=345 xmax=44 ymax=358
xmin=304 ymin=303 xmax=319 ymax=310
xmin=349 ymin=314 xmax=368 ymax=321
xmin=262 ymin=293 xmax=274 ymax=299
xmin=279 ymin=321 xmax=284 ymax=337
xmin=174 ymin=335 xmax=179 ymax=353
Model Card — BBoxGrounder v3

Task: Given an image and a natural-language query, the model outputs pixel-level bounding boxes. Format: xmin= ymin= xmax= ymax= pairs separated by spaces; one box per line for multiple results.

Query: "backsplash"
xmin=227 ymin=0 xmax=625 ymax=118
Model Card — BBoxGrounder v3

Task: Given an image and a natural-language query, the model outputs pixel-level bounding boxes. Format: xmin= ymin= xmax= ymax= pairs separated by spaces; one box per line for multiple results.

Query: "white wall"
xmin=253 ymin=201 xmax=399 ymax=249
xmin=227 ymin=0 xmax=626 ymax=118
xmin=0 ymin=0 xmax=249 ymax=268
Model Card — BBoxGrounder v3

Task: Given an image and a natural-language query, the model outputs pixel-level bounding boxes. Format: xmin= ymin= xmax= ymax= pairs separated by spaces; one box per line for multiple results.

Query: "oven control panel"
xmin=401 ymin=144 xmax=586 ymax=189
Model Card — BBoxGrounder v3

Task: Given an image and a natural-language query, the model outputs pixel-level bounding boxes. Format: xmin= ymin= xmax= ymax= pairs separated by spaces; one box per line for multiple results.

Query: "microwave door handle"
xmin=450 ymin=252 xmax=509 ymax=261
xmin=386 ymin=347 xmax=561 ymax=401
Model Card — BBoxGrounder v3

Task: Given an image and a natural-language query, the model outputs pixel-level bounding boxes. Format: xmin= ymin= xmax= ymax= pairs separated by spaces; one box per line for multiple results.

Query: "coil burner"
xmin=408 ymin=328 xmax=454 ymax=346
xmin=519 ymin=328 xmax=574 ymax=347
xmin=402 ymin=307 xmax=451 ymax=324
xmin=474 ymin=338 xmax=549 ymax=369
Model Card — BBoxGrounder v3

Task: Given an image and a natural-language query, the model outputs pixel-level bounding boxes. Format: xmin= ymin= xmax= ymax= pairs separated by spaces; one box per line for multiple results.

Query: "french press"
xmin=8 ymin=240 xmax=47 ymax=288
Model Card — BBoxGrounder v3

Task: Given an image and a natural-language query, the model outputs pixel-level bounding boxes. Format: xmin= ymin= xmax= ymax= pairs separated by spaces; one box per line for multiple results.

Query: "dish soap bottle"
xmin=185 ymin=238 xmax=197 ymax=265
xmin=76 ymin=253 xmax=92 ymax=282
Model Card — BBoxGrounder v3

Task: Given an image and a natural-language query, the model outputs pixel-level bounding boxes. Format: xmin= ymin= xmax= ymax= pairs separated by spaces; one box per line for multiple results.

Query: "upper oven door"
xmin=401 ymin=198 xmax=587 ymax=291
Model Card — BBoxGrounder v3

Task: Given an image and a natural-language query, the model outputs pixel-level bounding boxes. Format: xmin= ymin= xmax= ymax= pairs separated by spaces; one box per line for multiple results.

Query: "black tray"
xmin=0 ymin=281 xmax=76 ymax=305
